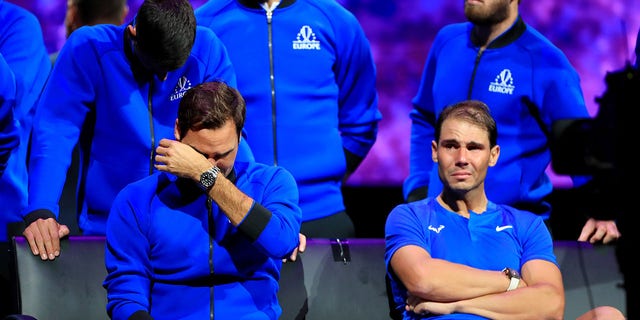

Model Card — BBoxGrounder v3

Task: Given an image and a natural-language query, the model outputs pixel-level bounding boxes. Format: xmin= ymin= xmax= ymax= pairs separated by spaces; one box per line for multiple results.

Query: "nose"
xmin=455 ymin=148 xmax=469 ymax=164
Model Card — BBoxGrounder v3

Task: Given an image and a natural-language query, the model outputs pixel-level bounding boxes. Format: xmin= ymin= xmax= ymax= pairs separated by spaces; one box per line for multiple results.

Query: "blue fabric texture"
xmin=196 ymin=0 xmax=381 ymax=221
xmin=385 ymin=198 xmax=557 ymax=319
xmin=0 ymin=1 xmax=51 ymax=241
xmin=404 ymin=17 xmax=591 ymax=219
xmin=25 ymin=21 xmax=237 ymax=235
xmin=104 ymin=161 xmax=301 ymax=320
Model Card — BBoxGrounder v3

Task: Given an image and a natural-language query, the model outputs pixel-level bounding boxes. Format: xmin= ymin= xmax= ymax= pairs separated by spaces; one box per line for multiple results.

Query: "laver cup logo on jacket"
xmin=489 ymin=68 xmax=515 ymax=95
xmin=293 ymin=25 xmax=320 ymax=50
xmin=171 ymin=76 xmax=193 ymax=101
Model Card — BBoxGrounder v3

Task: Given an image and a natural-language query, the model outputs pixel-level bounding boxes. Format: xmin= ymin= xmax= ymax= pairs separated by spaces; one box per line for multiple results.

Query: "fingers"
xmin=157 ymin=138 xmax=173 ymax=148
xmin=283 ymin=234 xmax=307 ymax=263
xmin=297 ymin=233 xmax=307 ymax=253
xmin=22 ymin=224 xmax=40 ymax=256
xmin=59 ymin=224 xmax=71 ymax=238
xmin=578 ymin=218 xmax=621 ymax=244
xmin=598 ymin=222 xmax=621 ymax=244
xmin=282 ymin=248 xmax=298 ymax=263
xmin=577 ymin=218 xmax=596 ymax=242
xmin=289 ymin=248 xmax=300 ymax=262
xmin=23 ymin=218 xmax=64 ymax=260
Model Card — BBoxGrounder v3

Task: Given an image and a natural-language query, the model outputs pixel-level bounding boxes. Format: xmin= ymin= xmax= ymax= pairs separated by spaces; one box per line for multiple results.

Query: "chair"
xmin=278 ymin=238 xmax=389 ymax=320
xmin=6 ymin=236 xmax=108 ymax=320
xmin=7 ymin=236 xmax=389 ymax=320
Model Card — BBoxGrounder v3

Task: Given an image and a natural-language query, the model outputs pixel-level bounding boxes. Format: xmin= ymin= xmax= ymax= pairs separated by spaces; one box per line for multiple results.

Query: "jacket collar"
xmin=470 ymin=15 xmax=526 ymax=49
xmin=236 ymin=0 xmax=295 ymax=9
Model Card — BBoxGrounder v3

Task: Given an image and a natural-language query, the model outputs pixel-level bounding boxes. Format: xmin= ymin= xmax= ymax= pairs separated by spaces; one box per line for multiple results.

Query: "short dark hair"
xmin=74 ymin=0 xmax=127 ymax=25
xmin=177 ymin=81 xmax=246 ymax=140
xmin=135 ymin=0 xmax=196 ymax=71
xmin=435 ymin=100 xmax=498 ymax=147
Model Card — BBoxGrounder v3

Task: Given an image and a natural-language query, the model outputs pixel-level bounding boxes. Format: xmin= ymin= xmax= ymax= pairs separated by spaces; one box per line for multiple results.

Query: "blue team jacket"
xmin=104 ymin=161 xmax=301 ymax=320
xmin=196 ymin=0 xmax=381 ymax=221
xmin=26 ymin=21 xmax=237 ymax=234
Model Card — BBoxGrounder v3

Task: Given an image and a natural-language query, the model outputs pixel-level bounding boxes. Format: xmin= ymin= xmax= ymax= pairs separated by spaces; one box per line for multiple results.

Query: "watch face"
xmin=502 ymin=267 xmax=520 ymax=279
xmin=200 ymin=171 xmax=215 ymax=188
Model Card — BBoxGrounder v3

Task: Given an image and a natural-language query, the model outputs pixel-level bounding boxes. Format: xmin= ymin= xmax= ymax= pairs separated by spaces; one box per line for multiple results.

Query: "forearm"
xmin=397 ymin=256 xmax=511 ymax=303
xmin=452 ymin=282 xmax=564 ymax=320
xmin=208 ymin=174 xmax=253 ymax=226
xmin=410 ymin=260 xmax=565 ymax=319
xmin=207 ymin=169 xmax=301 ymax=258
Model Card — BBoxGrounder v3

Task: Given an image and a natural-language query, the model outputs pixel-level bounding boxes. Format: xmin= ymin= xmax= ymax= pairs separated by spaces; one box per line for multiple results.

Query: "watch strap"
xmin=507 ymin=276 xmax=520 ymax=291
xmin=502 ymin=267 xmax=520 ymax=291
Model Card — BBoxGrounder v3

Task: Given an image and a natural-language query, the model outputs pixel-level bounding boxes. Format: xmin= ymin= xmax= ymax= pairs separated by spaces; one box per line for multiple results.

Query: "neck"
xmin=437 ymin=189 xmax=488 ymax=218
xmin=473 ymin=8 xmax=519 ymax=48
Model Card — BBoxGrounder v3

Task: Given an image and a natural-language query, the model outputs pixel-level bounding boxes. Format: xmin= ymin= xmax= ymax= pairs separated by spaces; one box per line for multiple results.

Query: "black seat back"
xmin=278 ymin=238 xmax=389 ymax=320
xmin=9 ymin=236 xmax=108 ymax=320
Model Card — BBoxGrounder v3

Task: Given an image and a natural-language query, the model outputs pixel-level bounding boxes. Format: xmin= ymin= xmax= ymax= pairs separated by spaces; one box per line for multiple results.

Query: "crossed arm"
xmin=390 ymin=245 xmax=565 ymax=320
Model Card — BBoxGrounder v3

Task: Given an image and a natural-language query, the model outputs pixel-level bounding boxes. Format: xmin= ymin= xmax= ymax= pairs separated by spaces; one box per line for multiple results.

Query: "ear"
xmin=174 ymin=119 xmax=180 ymax=140
xmin=127 ymin=24 xmax=136 ymax=38
xmin=431 ymin=140 xmax=438 ymax=163
xmin=488 ymin=145 xmax=500 ymax=167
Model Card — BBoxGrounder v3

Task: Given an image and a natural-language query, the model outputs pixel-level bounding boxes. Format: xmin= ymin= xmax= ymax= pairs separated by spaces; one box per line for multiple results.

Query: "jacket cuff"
xmin=344 ymin=148 xmax=363 ymax=174
xmin=128 ymin=310 xmax=153 ymax=320
xmin=23 ymin=209 xmax=56 ymax=227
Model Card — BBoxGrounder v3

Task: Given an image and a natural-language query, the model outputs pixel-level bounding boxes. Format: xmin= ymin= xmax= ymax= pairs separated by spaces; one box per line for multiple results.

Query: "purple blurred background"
xmin=9 ymin=0 xmax=640 ymax=187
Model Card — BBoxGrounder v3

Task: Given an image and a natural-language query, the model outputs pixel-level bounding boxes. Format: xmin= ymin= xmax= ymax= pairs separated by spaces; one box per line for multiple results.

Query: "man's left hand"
xmin=578 ymin=218 xmax=620 ymax=244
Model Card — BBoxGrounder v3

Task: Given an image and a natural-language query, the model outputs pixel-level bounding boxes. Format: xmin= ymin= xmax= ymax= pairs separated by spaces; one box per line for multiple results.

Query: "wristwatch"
xmin=502 ymin=267 xmax=521 ymax=291
xmin=199 ymin=166 xmax=221 ymax=191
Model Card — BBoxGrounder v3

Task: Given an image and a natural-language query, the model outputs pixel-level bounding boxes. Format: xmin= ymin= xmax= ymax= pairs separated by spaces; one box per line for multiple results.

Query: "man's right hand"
xmin=23 ymin=218 xmax=70 ymax=260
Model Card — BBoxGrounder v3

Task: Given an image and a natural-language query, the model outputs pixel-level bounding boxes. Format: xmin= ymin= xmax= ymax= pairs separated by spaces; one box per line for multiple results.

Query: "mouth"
xmin=451 ymin=171 xmax=472 ymax=179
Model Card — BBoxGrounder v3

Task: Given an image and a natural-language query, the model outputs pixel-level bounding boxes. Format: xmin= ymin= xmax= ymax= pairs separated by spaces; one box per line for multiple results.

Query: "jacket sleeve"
xmin=25 ymin=30 xmax=96 ymax=218
xmin=0 ymin=54 xmax=17 ymax=176
xmin=241 ymin=166 xmax=302 ymax=259
xmin=333 ymin=11 xmax=382 ymax=164
xmin=403 ymin=33 xmax=441 ymax=202
xmin=104 ymin=185 xmax=154 ymax=320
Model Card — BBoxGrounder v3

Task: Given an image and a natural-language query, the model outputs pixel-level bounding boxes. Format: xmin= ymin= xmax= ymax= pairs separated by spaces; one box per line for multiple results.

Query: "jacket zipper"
xmin=262 ymin=2 xmax=279 ymax=166
xmin=207 ymin=197 xmax=214 ymax=319
xmin=467 ymin=48 xmax=485 ymax=99
xmin=147 ymin=83 xmax=155 ymax=175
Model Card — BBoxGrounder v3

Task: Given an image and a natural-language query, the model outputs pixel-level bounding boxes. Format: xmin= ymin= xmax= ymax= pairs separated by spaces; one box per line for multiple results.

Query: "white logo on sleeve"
xmin=496 ymin=225 xmax=514 ymax=232
xmin=428 ymin=225 xmax=445 ymax=233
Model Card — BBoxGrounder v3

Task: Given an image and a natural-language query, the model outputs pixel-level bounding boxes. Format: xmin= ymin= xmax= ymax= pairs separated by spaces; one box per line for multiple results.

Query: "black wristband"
xmin=23 ymin=209 xmax=56 ymax=227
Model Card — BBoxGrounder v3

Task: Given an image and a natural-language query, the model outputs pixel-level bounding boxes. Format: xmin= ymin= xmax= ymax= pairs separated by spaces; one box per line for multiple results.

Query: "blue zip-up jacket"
xmin=196 ymin=0 xmax=381 ymax=222
xmin=0 ymin=1 xmax=51 ymax=242
xmin=104 ymin=161 xmax=301 ymax=320
xmin=25 ymin=21 xmax=236 ymax=235
xmin=404 ymin=17 xmax=590 ymax=219
xmin=0 ymin=54 xmax=17 ymax=177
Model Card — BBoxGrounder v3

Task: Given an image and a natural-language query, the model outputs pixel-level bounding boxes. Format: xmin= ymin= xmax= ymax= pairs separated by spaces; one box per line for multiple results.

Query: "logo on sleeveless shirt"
xmin=170 ymin=76 xmax=192 ymax=101
xmin=292 ymin=25 xmax=320 ymax=50
xmin=488 ymin=69 xmax=515 ymax=95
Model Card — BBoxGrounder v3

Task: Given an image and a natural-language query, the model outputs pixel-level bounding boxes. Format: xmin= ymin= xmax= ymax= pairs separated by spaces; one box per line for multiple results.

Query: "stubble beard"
xmin=464 ymin=0 xmax=510 ymax=26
